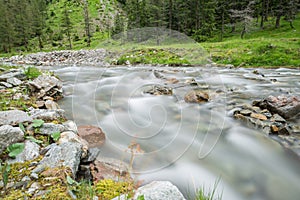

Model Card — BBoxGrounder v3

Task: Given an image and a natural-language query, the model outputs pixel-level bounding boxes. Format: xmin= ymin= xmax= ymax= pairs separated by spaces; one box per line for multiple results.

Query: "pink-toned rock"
xmin=250 ymin=113 xmax=267 ymax=121
xmin=90 ymin=157 xmax=130 ymax=182
xmin=77 ymin=125 xmax=105 ymax=148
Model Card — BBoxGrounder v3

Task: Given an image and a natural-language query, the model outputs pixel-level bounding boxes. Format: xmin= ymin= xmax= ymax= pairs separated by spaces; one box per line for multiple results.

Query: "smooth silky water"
xmin=49 ymin=65 xmax=300 ymax=200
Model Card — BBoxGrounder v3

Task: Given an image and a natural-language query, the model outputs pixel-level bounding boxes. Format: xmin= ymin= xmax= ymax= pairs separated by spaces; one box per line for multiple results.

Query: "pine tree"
xmin=61 ymin=2 xmax=73 ymax=49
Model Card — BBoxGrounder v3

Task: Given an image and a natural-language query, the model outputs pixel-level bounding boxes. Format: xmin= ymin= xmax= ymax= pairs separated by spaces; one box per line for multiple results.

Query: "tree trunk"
xmin=168 ymin=0 xmax=173 ymax=29
xmin=38 ymin=35 xmax=43 ymax=50
xmin=83 ymin=0 xmax=91 ymax=47
xmin=220 ymin=9 xmax=224 ymax=41
xmin=264 ymin=0 xmax=269 ymax=21
xmin=289 ymin=21 xmax=295 ymax=29
xmin=275 ymin=15 xmax=281 ymax=28
xmin=260 ymin=0 xmax=265 ymax=29
xmin=241 ymin=25 xmax=246 ymax=39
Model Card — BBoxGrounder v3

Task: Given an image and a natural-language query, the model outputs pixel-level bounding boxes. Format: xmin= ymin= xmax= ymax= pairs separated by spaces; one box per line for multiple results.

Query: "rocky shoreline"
xmin=0 ymin=67 xmax=185 ymax=199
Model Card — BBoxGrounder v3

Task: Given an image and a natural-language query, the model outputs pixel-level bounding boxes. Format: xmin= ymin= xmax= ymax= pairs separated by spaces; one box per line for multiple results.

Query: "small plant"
xmin=0 ymin=161 xmax=10 ymax=193
xmin=6 ymin=143 xmax=25 ymax=158
xmin=24 ymin=67 xmax=42 ymax=79
xmin=32 ymin=119 xmax=44 ymax=128
xmin=95 ymin=179 xmax=134 ymax=199
xmin=194 ymin=179 xmax=222 ymax=200
xmin=51 ymin=132 xmax=61 ymax=142
xmin=127 ymin=141 xmax=144 ymax=171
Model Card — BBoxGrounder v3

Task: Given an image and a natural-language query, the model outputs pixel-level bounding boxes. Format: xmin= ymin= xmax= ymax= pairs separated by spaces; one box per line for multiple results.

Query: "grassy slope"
xmin=202 ymin=16 xmax=300 ymax=67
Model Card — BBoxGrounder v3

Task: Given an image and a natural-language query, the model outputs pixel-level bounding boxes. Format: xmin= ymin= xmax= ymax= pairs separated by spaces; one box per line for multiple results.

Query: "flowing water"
xmin=50 ymin=65 xmax=300 ymax=200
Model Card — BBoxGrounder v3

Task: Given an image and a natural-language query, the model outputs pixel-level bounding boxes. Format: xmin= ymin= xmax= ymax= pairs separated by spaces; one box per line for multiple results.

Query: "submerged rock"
xmin=144 ymin=85 xmax=173 ymax=96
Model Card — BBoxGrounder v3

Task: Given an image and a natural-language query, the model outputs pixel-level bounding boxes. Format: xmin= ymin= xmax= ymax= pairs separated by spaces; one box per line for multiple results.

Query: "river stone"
xmin=133 ymin=181 xmax=186 ymax=200
xmin=250 ymin=113 xmax=267 ymax=121
xmin=29 ymin=75 xmax=62 ymax=91
xmin=0 ymin=110 xmax=33 ymax=126
xmin=77 ymin=125 xmax=106 ymax=148
xmin=44 ymin=99 xmax=59 ymax=110
xmin=37 ymin=142 xmax=83 ymax=176
xmin=90 ymin=156 xmax=130 ymax=182
xmin=144 ymin=85 xmax=173 ymax=96
xmin=240 ymin=109 xmax=252 ymax=116
xmin=29 ymin=109 xmax=65 ymax=121
xmin=184 ymin=90 xmax=209 ymax=103
xmin=7 ymin=140 xmax=40 ymax=164
xmin=7 ymin=77 xmax=22 ymax=86
xmin=271 ymin=114 xmax=286 ymax=123
xmin=256 ymin=95 xmax=300 ymax=119
xmin=0 ymin=125 xmax=24 ymax=154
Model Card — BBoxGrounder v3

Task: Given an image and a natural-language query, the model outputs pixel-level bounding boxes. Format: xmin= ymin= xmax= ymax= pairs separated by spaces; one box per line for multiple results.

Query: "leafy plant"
xmin=51 ymin=132 xmax=61 ymax=142
xmin=194 ymin=179 xmax=222 ymax=200
xmin=137 ymin=195 xmax=145 ymax=200
xmin=6 ymin=143 xmax=25 ymax=158
xmin=32 ymin=119 xmax=44 ymax=128
xmin=18 ymin=123 xmax=26 ymax=133
xmin=25 ymin=136 xmax=43 ymax=144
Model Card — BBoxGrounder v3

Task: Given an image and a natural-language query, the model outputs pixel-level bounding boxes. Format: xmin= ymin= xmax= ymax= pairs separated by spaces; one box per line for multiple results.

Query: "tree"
xmin=82 ymin=0 xmax=91 ymax=47
xmin=61 ymin=2 xmax=73 ymax=49
xmin=0 ymin=0 xmax=15 ymax=52
xmin=31 ymin=0 xmax=47 ymax=50
xmin=230 ymin=1 xmax=255 ymax=39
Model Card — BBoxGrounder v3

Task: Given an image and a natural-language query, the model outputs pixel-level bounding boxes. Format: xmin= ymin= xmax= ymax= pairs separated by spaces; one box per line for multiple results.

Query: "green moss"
xmin=95 ymin=179 xmax=135 ymax=200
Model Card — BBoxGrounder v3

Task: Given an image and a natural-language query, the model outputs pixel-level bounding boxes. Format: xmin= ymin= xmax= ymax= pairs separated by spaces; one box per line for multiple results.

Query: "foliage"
xmin=0 ymin=161 xmax=10 ymax=191
xmin=6 ymin=143 xmax=25 ymax=158
xmin=51 ymin=132 xmax=61 ymax=142
xmin=24 ymin=67 xmax=42 ymax=79
xmin=32 ymin=119 xmax=44 ymax=128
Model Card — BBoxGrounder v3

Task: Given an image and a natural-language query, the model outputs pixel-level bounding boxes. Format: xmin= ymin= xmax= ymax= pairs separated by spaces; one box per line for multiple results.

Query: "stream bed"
xmin=50 ymin=65 xmax=300 ymax=200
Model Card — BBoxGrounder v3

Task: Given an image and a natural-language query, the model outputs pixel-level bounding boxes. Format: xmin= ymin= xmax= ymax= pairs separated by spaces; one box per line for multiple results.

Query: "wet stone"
xmin=78 ymin=125 xmax=106 ymax=148
xmin=0 ymin=110 xmax=33 ymax=126
xmin=250 ymin=113 xmax=267 ymax=121
xmin=271 ymin=114 xmax=286 ymax=123
xmin=184 ymin=90 xmax=209 ymax=104
xmin=240 ymin=109 xmax=252 ymax=116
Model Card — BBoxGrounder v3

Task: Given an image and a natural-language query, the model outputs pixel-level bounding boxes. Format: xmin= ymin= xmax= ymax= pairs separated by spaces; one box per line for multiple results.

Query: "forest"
xmin=0 ymin=0 xmax=299 ymax=67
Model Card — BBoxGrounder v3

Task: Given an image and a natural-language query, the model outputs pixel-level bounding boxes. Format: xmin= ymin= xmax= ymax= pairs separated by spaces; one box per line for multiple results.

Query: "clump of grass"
xmin=24 ymin=66 xmax=42 ymax=79
xmin=116 ymin=48 xmax=190 ymax=66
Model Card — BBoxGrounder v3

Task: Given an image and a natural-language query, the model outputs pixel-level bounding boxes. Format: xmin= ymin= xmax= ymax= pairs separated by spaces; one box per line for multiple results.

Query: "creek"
xmin=49 ymin=65 xmax=300 ymax=200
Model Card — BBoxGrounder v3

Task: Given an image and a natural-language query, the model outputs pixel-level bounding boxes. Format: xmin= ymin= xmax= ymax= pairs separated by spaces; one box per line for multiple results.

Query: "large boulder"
xmin=254 ymin=95 xmax=300 ymax=119
xmin=0 ymin=125 xmax=24 ymax=154
xmin=0 ymin=110 xmax=33 ymax=126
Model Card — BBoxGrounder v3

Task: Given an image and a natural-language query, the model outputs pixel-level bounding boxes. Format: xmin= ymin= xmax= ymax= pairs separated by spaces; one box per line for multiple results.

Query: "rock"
xmin=36 ymin=101 xmax=45 ymax=108
xmin=271 ymin=125 xmax=279 ymax=134
xmin=81 ymin=147 xmax=101 ymax=163
xmin=278 ymin=126 xmax=291 ymax=135
xmin=6 ymin=77 xmax=22 ymax=86
xmin=0 ymin=81 xmax=13 ymax=88
xmin=7 ymin=140 xmax=40 ymax=164
xmin=250 ymin=113 xmax=267 ymax=121
xmin=37 ymin=142 xmax=83 ymax=176
xmin=33 ymin=123 xmax=65 ymax=135
xmin=271 ymin=114 xmax=286 ymax=123
xmin=0 ymin=69 xmax=25 ymax=81
xmin=58 ymin=131 xmax=88 ymax=157
xmin=165 ymin=78 xmax=179 ymax=84
xmin=240 ymin=109 xmax=252 ymax=116
xmin=184 ymin=90 xmax=209 ymax=103
xmin=29 ymin=109 xmax=65 ymax=121
xmin=144 ymin=85 xmax=173 ymax=96
xmin=0 ymin=125 xmax=24 ymax=154
xmin=0 ymin=110 xmax=33 ymax=126
xmin=78 ymin=125 xmax=106 ymax=148
xmin=133 ymin=181 xmax=186 ymax=200
xmin=90 ymin=157 xmax=130 ymax=182
xmin=28 ymin=75 xmax=63 ymax=100
xmin=63 ymin=120 xmax=78 ymax=134
xmin=45 ymin=99 xmax=59 ymax=110
xmin=256 ymin=95 xmax=300 ymax=119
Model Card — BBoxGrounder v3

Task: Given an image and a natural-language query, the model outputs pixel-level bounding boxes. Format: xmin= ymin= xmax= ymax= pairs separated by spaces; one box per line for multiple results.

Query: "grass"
xmin=202 ymin=16 xmax=300 ymax=67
